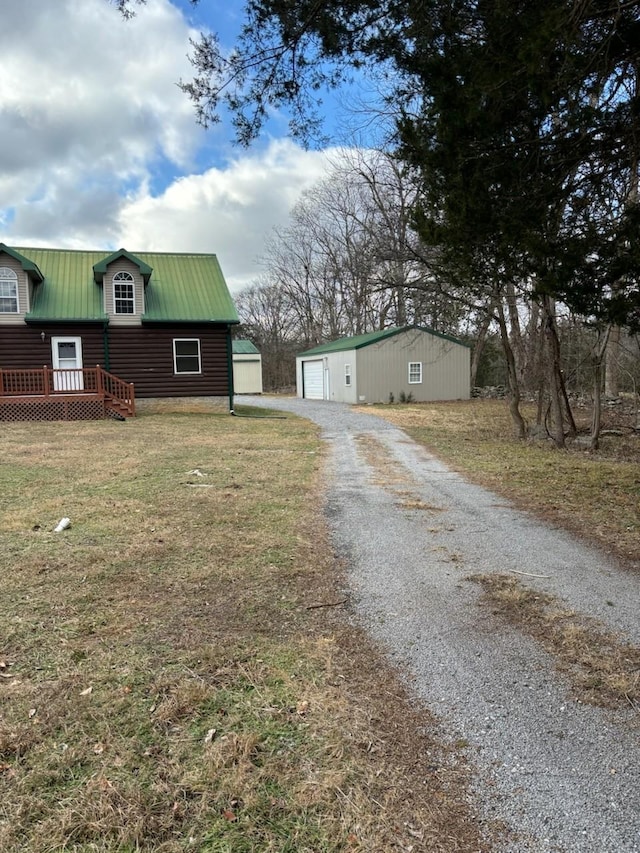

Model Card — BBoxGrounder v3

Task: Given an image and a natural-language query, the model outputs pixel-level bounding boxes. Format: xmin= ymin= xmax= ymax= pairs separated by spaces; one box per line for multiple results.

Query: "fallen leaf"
xmin=222 ymin=809 xmax=237 ymax=822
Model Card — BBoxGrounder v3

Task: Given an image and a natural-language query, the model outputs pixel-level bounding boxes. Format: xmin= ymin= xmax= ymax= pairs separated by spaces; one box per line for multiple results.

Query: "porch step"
xmin=105 ymin=399 xmax=135 ymax=419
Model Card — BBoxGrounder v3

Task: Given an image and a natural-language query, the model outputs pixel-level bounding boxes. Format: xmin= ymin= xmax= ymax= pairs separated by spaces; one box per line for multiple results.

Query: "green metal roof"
xmin=23 ymin=248 xmax=106 ymax=321
xmin=298 ymin=325 xmax=470 ymax=357
xmin=12 ymin=247 xmax=239 ymax=324
xmin=232 ymin=339 xmax=260 ymax=355
xmin=138 ymin=252 xmax=238 ymax=323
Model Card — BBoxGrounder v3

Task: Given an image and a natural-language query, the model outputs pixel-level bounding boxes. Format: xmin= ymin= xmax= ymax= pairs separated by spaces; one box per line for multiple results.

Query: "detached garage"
xmin=232 ymin=339 xmax=263 ymax=394
xmin=296 ymin=326 xmax=470 ymax=403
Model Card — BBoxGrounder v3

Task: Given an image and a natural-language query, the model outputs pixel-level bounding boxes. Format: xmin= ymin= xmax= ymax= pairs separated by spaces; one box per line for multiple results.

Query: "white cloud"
xmin=117 ymin=139 xmax=343 ymax=292
xmin=0 ymin=0 xmax=348 ymax=293
xmin=0 ymin=0 xmax=203 ymax=242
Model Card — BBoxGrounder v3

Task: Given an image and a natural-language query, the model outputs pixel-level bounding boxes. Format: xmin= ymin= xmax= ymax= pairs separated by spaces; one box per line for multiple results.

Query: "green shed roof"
xmin=298 ymin=326 xmax=470 ymax=357
xmin=232 ymin=339 xmax=260 ymax=355
xmin=11 ymin=247 xmax=239 ymax=324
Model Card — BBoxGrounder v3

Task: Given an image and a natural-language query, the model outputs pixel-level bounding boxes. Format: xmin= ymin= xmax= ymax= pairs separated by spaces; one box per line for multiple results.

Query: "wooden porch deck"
xmin=0 ymin=366 xmax=136 ymax=422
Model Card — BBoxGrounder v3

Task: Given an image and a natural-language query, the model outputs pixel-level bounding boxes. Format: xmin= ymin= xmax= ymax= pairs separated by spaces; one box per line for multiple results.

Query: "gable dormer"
xmin=0 ymin=244 xmax=44 ymax=324
xmin=93 ymin=249 xmax=152 ymax=326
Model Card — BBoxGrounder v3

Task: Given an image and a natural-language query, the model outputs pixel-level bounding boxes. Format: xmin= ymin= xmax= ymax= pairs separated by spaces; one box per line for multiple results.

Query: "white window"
xmin=113 ymin=271 xmax=135 ymax=314
xmin=0 ymin=267 xmax=18 ymax=313
xmin=173 ymin=338 xmax=201 ymax=374
xmin=408 ymin=362 xmax=422 ymax=384
xmin=345 ymin=364 xmax=352 ymax=386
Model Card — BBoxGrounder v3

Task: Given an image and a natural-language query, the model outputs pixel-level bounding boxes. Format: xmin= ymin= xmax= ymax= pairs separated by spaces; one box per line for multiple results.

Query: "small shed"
xmin=296 ymin=326 xmax=470 ymax=403
xmin=232 ymin=339 xmax=263 ymax=394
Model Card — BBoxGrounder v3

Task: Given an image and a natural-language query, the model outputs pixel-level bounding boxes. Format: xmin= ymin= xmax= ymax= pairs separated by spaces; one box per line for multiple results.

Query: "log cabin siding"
xmin=107 ymin=325 xmax=230 ymax=398
xmin=0 ymin=324 xmax=104 ymax=370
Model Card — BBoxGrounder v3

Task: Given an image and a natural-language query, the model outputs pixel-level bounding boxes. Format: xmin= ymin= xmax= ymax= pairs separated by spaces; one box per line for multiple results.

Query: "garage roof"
xmin=298 ymin=325 xmax=469 ymax=357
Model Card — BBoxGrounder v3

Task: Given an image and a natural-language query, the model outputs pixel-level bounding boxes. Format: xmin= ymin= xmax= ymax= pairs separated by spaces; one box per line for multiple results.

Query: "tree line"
xmin=235 ymin=149 xmax=640 ymax=449
xmin=117 ymin=0 xmax=640 ymax=447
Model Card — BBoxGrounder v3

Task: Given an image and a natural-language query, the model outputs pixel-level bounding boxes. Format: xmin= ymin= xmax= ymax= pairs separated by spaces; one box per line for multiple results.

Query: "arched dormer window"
xmin=0 ymin=267 xmax=18 ymax=313
xmin=113 ymin=270 xmax=135 ymax=314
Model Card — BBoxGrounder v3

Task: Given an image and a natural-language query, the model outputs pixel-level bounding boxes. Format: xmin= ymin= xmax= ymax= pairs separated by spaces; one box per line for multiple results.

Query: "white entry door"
xmin=51 ymin=337 xmax=84 ymax=390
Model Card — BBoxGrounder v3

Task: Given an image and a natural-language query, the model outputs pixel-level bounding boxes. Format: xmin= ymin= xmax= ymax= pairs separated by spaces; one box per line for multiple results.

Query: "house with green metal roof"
xmin=296 ymin=326 xmax=470 ymax=403
xmin=0 ymin=245 xmax=239 ymax=410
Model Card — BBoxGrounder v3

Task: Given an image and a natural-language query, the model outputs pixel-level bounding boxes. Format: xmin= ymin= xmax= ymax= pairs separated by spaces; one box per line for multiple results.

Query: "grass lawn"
xmin=0 ymin=401 xmax=486 ymax=853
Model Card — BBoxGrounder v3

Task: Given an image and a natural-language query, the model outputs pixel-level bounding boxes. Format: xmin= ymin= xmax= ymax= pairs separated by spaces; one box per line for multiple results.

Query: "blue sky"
xmin=0 ymin=0 xmax=373 ymax=293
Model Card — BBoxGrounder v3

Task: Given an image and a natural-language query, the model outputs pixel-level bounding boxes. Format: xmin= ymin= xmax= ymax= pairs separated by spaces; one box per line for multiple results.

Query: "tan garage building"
xmin=296 ymin=326 xmax=470 ymax=403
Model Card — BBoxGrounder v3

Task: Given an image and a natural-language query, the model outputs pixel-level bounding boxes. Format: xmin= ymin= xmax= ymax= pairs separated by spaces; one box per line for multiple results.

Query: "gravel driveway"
xmin=241 ymin=396 xmax=640 ymax=852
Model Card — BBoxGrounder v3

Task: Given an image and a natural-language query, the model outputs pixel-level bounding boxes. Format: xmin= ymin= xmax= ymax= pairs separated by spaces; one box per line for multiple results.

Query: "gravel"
xmin=241 ymin=396 xmax=640 ymax=852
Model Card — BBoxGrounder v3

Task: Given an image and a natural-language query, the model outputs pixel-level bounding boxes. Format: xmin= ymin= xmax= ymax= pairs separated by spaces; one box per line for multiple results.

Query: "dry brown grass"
xmin=0 ymin=402 xmax=489 ymax=853
xmin=365 ymin=399 xmax=640 ymax=566
xmin=471 ymin=574 xmax=640 ymax=710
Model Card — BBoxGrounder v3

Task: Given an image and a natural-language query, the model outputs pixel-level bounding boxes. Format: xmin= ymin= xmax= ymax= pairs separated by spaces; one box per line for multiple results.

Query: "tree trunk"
xmin=470 ymin=300 xmax=496 ymax=388
xmin=591 ymin=357 xmax=603 ymax=451
xmin=497 ymin=300 xmax=527 ymax=439
xmin=590 ymin=325 xmax=611 ymax=451
xmin=533 ymin=306 xmax=547 ymax=427
xmin=542 ymin=295 xmax=575 ymax=448
xmin=604 ymin=325 xmax=621 ymax=398
xmin=506 ymin=281 xmax=526 ymax=386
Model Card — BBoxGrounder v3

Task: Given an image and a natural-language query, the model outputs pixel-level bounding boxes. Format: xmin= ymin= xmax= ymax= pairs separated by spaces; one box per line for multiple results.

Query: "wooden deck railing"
xmin=98 ymin=367 xmax=136 ymax=415
xmin=0 ymin=365 xmax=135 ymax=416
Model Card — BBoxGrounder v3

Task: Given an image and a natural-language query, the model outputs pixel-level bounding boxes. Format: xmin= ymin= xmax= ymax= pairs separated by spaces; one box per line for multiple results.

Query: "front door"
xmin=51 ymin=337 xmax=84 ymax=390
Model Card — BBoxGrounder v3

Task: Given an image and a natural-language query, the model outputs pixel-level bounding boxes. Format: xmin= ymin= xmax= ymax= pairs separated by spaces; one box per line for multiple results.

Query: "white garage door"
xmin=302 ymin=360 xmax=324 ymax=399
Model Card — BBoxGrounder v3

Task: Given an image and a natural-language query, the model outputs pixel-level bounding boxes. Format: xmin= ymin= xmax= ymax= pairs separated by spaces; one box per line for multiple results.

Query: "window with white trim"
xmin=0 ymin=267 xmax=18 ymax=313
xmin=113 ymin=271 xmax=135 ymax=314
xmin=173 ymin=338 xmax=202 ymax=374
xmin=344 ymin=363 xmax=352 ymax=386
xmin=408 ymin=362 xmax=422 ymax=384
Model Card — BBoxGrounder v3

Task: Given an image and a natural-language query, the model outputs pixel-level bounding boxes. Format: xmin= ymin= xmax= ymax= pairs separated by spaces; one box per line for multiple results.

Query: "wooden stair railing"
xmin=96 ymin=366 xmax=136 ymax=417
